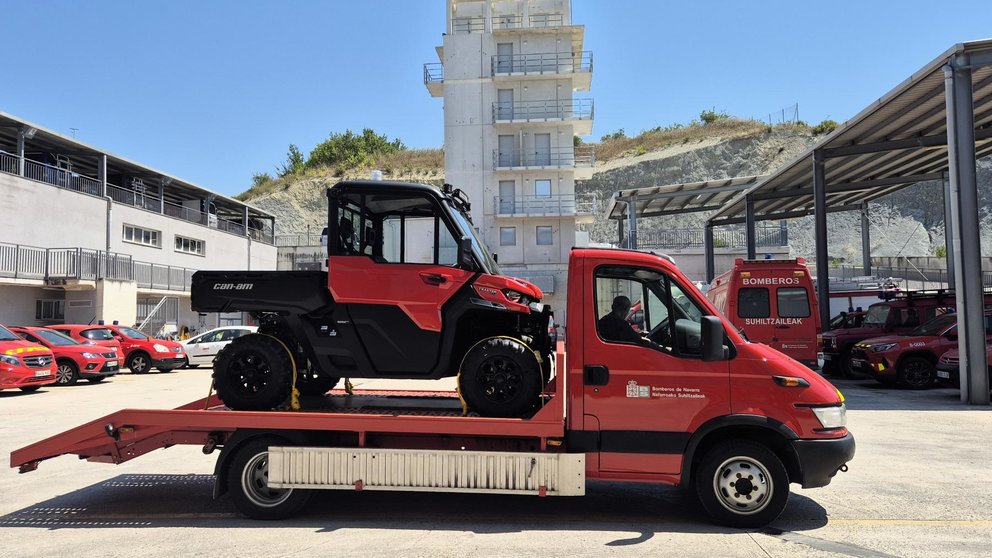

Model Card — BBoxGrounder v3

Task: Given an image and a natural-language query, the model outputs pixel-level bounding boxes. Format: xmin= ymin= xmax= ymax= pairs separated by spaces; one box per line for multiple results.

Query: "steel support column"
xmin=860 ymin=201 xmax=871 ymax=276
xmin=942 ymin=172 xmax=957 ymax=287
xmin=944 ymin=55 xmax=989 ymax=405
xmin=813 ymin=151 xmax=831 ymax=334
xmin=617 ymin=215 xmax=625 ymax=248
xmin=745 ymin=196 xmax=756 ymax=259
xmin=704 ymin=224 xmax=715 ymax=283
xmin=243 ymin=206 xmax=250 ymax=236
xmin=16 ymin=131 xmax=25 ymax=177
xmin=98 ymin=154 xmax=107 ymax=197
xmin=626 ymin=196 xmax=638 ymax=250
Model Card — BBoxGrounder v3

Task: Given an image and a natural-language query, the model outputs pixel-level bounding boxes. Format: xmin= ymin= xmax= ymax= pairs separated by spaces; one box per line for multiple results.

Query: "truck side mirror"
xmin=701 ymin=316 xmax=729 ymax=362
xmin=458 ymin=236 xmax=475 ymax=270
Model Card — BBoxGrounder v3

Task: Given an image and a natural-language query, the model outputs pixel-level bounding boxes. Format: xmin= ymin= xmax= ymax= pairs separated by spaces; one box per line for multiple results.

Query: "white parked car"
xmin=181 ymin=326 xmax=257 ymax=368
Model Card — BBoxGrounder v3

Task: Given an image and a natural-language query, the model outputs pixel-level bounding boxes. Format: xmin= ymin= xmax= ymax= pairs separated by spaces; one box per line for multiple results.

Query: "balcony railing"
xmin=451 ymin=15 xmax=485 ymax=34
xmin=493 ymin=98 xmax=593 ymax=122
xmin=0 ymin=151 xmax=18 ymax=175
xmin=0 ymin=243 xmax=48 ymax=280
xmin=491 ymin=51 xmax=592 ymax=76
xmin=423 ymin=63 xmax=444 ymax=85
xmin=491 ymin=13 xmax=564 ymax=30
xmin=47 ymin=248 xmax=134 ymax=281
xmin=495 ymin=194 xmax=599 ymax=217
xmin=637 ymin=226 xmax=789 ymax=250
xmin=22 ymin=158 xmax=103 ymax=197
xmin=493 ymin=146 xmax=595 ymax=169
xmin=134 ymin=261 xmax=195 ymax=291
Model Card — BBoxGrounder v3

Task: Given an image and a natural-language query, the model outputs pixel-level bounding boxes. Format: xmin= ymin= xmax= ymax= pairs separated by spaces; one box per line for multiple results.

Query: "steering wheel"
xmin=648 ymin=318 xmax=672 ymax=346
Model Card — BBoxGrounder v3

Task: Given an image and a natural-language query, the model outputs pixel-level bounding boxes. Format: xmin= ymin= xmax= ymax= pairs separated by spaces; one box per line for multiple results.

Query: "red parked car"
xmin=0 ymin=324 xmax=56 ymax=393
xmin=48 ymin=325 xmax=123 ymax=354
xmin=9 ymin=326 xmax=119 ymax=386
xmin=103 ymin=325 xmax=186 ymax=374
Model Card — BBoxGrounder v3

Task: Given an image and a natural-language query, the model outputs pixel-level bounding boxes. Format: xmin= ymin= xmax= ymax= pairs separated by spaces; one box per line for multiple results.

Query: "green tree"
xmin=251 ymin=172 xmax=273 ymax=187
xmin=277 ymin=144 xmax=306 ymax=177
xmin=306 ymin=128 xmax=406 ymax=170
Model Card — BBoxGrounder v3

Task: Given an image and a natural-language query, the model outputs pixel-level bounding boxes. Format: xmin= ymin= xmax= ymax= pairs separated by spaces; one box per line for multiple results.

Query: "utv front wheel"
xmin=296 ymin=369 xmax=340 ymax=397
xmin=459 ymin=337 xmax=542 ymax=418
xmin=213 ymin=334 xmax=293 ymax=411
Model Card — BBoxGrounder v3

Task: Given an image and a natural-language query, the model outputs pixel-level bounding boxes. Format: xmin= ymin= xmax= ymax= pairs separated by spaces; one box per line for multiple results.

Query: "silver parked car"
xmin=181 ymin=326 xmax=257 ymax=368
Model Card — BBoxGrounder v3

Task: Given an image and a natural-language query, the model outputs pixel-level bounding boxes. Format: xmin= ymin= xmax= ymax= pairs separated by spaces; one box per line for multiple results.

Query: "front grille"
xmin=23 ymin=355 xmax=53 ymax=368
xmin=102 ymin=352 xmax=117 ymax=359
xmin=822 ymin=338 xmax=833 ymax=349
xmin=942 ymin=356 xmax=959 ymax=365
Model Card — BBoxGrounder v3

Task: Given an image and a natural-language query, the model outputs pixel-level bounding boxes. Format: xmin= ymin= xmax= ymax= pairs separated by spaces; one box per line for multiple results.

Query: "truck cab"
xmin=706 ymin=258 xmax=819 ymax=366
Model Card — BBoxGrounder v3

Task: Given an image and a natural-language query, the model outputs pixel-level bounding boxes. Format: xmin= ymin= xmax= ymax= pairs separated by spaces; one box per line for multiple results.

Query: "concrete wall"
xmin=0 ymin=285 xmax=51 ymax=325
xmin=96 ymin=279 xmax=137 ymax=326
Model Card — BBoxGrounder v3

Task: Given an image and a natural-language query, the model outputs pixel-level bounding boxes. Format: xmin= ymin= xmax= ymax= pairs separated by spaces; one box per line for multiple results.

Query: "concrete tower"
xmin=424 ymin=0 xmax=596 ymax=320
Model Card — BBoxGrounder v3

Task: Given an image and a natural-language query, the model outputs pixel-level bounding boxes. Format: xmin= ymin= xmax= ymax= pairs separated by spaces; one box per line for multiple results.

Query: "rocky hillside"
xmin=239 ymin=121 xmax=992 ymax=260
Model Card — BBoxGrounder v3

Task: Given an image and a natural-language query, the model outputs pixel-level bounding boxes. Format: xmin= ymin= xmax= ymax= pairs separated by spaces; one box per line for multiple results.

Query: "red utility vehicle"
xmin=936 ymin=347 xmax=992 ymax=388
xmin=11 ymin=248 xmax=854 ymax=528
xmin=101 ymin=325 xmax=186 ymax=374
xmin=48 ymin=324 xmax=123 ymax=354
xmin=0 ymin=324 xmax=56 ymax=392
xmin=707 ymin=258 xmax=820 ymax=366
xmin=820 ymin=290 xmax=966 ymax=377
xmin=850 ymin=311 xmax=992 ymax=389
xmin=9 ymin=326 xmax=119 ymax=386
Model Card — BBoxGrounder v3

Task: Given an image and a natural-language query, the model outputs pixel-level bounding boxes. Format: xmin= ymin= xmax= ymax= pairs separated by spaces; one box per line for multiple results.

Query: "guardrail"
xmin=451 ymin=15 xmax=485 ymax=34
xmin=274 ymin=234 xmax=324 ymax=247
xmin=22 ymin=159 xmax=103 ymax=196
xmin=491 ymin=13 xmax=564 ymax=30
xmin=493 ymin=146 xmax=595 ymax=169
xmin=827 ymin=265 xmax=992 ymax=287
xmin=0 ymin=151 xmax=18 ymax=175
xmin=423 ymin=63 xmax=444 ymax=85
xmin=133 ymin=261 xmax=196 ymax=291
xmin=495 ymin=194 xmax=599 ymax=216
xmin=493 ymin=98 xmax=593 ymax=122
xmin=0 ymin=243 xmax=48 ymax=279
xmin=492 ymin=51 xmax=592 ymax=76
xmin=637 ymin=226 xmax=789 ymax=250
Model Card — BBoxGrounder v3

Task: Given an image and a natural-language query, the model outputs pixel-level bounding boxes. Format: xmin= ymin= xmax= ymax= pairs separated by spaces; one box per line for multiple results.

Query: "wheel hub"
xmin=714 ymin=457 xmax=772 ymax=514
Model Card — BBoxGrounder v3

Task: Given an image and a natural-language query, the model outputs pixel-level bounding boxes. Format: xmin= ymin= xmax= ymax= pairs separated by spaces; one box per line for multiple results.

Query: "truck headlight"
xmin=0 ymin=354 xmax=20 ymax=366
xmin=153 ymin=343 xmax=170 ymax=353
xmin=811 ymin=404 xmax=847 ymax=429
xmin=871 ymin=343 xmax=897 ymax=352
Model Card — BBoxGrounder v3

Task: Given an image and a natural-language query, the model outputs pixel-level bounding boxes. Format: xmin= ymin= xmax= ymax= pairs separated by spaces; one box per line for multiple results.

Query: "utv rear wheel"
xmin=296 ymin=369 xmax=339 ymax=397
xmin=459 ymin=337 xmax=542 ymax=418
xmin=898 ymin=356 xmax=936 ymax=389
xmin=694 ymin=440 xmax=790 ymax=528
xmin=213 ymin=335 xmax=293 ymax=411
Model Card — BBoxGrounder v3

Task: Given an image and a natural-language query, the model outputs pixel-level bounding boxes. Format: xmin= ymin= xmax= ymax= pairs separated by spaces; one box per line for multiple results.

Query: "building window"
xmin=535 ymin=179 xmax=552 ymax=198
xmin=175 ymin=235 xmax=206 ymax=256
xmin=35 ymin=299 xmax=65 ymax=321
xmin=500 ymin=227 xmax=517 ymax=246
xmin=123 ymin=224 xmax=160 ymax=248
xmin=536 ymin=226 xmax=553 ymax=246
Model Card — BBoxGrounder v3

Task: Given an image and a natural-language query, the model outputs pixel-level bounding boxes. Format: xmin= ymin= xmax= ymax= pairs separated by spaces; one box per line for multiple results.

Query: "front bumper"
xmin=151 ymin=356 xmax=187 ymax=370
xmin=80 ymin=359 xmax=120 ymax=378
xmin=0 ymin=367 xmax=57 ymax=390
xmin=791 ymin=433 xmax=856 ymax=488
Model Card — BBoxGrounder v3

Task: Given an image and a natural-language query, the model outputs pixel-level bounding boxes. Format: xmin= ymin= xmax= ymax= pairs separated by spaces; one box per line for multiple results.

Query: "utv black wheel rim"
xmin=478 ymin=356 xmax=522 ymax=403
xmin=230 ymin=351 xmax=272 ymax=395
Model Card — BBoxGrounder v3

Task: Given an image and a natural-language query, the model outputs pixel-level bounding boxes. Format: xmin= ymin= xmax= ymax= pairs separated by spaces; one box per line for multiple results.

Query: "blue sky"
xmin=2 ymin=0 xmax=990 ymax=197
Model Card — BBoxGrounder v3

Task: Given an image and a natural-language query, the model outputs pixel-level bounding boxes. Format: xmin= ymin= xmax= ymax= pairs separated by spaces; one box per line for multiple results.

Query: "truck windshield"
xmin=447 ymin=202 xmax=501 ymax=275
xmin=907 ymin=313 xmax=956 ymax=337
xmin=864 ymin=304 xmax=890 ymax=326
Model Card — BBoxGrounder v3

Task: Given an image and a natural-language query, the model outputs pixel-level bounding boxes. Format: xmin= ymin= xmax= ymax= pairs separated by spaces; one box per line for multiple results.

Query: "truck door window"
xmin=594 ymin=265 xmax=708 ymax=358
xmin=777 ymin=287 xmax=810 ymax=318
xmin=738 ymin=288 xmax=770 ymax=318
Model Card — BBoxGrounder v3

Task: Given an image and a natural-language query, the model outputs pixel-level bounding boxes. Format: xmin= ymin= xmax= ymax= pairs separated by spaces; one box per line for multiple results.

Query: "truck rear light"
xmin=810 ymin=404 xmax=847 ymax=429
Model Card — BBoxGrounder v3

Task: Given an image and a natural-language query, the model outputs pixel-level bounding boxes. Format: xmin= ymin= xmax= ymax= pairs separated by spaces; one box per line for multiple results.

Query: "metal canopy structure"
xmin=605 ymin=175 xmax=766 ymax=250
xmin=705 ymin=39 xmax=992 ymax=405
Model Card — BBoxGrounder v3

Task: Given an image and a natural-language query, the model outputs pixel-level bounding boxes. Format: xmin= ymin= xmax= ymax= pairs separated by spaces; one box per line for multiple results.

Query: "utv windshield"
xmin=447 ymin=201 xmax=500 ymax=275
xmin=864 ymin=304 xmax=891 ymax=326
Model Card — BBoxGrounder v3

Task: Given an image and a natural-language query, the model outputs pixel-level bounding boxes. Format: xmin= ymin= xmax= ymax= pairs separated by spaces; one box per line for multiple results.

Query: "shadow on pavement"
xmin=0 ymin=473 xmax=829 ymax=540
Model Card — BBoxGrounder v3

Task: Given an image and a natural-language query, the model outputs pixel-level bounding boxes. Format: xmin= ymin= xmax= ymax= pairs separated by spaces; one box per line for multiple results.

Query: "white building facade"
xmin=0 ymin=112 xmax=277 ymax=334
xmin=425 ymin=0 xmax=595 ymax=320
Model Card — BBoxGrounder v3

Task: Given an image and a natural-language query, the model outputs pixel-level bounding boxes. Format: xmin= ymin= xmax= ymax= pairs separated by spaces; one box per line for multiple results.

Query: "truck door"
xmin=772 ymin=285 xmax=817 ymax=364
xmin=581 ymin=263 xmax=731 ymax=476
xmin=328 ymin=191 xmax=475 ymax=374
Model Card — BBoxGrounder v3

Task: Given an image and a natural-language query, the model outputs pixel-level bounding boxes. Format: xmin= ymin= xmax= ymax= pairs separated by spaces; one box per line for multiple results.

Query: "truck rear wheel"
xmin=226 ymin=437 xmax=312 ymax=519
xmin=459 ymin=337 xmax=542 ymax=418
xmin=694 ymin=440 xmax=790 ymax=528
xmin=213 ymin=335 xmax=293 ymax=411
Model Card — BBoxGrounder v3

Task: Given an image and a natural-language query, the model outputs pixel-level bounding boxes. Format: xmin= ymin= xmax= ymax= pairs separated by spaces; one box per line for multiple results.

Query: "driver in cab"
xmin=598 ymin=296 xmax=655 ymax=346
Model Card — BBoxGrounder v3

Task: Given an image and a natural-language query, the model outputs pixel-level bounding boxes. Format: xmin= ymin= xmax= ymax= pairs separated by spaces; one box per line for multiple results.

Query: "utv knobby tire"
xmin=459 ymin=337 xmax=542 ymax=418
xmin=296 ymin=369 xmax=340 ymax=397
xmin=213 ymin=334 xmax=293 ymax=411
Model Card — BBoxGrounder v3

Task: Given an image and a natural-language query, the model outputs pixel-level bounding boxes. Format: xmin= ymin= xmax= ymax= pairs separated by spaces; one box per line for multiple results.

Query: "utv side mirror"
xmin=701 ymin=315 xmax=729 ymax=362
xmin=458 ymin=236 xmax=475 ymax=269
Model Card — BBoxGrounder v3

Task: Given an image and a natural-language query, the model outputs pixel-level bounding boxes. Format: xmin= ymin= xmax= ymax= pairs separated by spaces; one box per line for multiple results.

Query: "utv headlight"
xmin=811 ymin=404 xmax=847 ymax=429
xmin=502 ymin=289 xmax=529 ymax=304
xmin=871 ymin=343 xmax=898 ymax=353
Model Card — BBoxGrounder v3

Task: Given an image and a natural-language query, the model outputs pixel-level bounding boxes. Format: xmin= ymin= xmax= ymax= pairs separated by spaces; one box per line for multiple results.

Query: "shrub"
xmin=600 ymin=128 xmax=626 ymax=142
xmin=277 ymin=144 xmax=306 ymax=177
xmin=935 ymin=245 xmax=947 ymax=258
xmin=634 ymin=145 xmax=648 ymax=156
xmin=573 ymin=135 xmax=584 ymax=147
xmin=811 ymin=119 xmax=839 ymax=135
xmin=307 ymin=128 xmax=406 ymax=171
xmin=251 ymin=172 xmax=273 ymax=187
xmin=700 ymin=109 xmax=729 ymax=124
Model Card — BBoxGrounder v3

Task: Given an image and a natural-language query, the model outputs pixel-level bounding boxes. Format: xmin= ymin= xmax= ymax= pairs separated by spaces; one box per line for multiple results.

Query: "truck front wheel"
xmin=459 ymin=337 xmax=542 ymax=418
xmin=226 ymin=437 xmax=312 ymax=519
xmin=213 ymin=335 xmax=293 ymax=411
xmin=694 ymin=440 xmax=790 ymax=528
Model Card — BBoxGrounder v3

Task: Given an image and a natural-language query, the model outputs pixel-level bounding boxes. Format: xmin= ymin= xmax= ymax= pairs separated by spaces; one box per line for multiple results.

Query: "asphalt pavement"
xmin=1 ymin=368 xmax=990 ymax=557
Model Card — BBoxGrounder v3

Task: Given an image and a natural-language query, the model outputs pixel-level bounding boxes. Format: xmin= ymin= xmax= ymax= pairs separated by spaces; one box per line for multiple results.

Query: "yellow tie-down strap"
xmin=261 ymin=334 xmax=302 ymax=411
xmin=456 ymin=335 xmax=542 ymax=417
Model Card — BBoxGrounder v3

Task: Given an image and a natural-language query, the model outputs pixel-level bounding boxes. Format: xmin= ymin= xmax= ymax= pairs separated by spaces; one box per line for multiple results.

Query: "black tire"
xmin=55 ymin=359 xmax=80 ymax=386
xmin=127 ymin=352 xmax=152 ymax=374
xmin=458 ymin=337 xmax=542 ymax=418
xmin=19 ymin=386 xmax=42 ymax=393
xmin=295 ymin=369 xmax=339 ymax=397
xmin=840 ymin=349 xmax=866 ymax=379
xmin=226 ymin=437 xmax=312 ymax=520
xmin=157 ymin=367 xmax=177 ymax=373
xmin=898 ymin=356 xmax=936 ymax=389
xmin=694 ymin=440 xmax=790 ymax=528
xmin=213 ymin=334 xmax=293 ymax=411
xmin=186 ymin=363 xmax=200 ymax=369
xmin=87 ymin=377 xmax=107 ymax=384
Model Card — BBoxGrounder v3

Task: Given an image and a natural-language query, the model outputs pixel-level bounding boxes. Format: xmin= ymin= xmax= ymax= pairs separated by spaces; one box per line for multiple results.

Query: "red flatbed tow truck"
xmin=10 ymin=248 xmax=855 ymax=528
